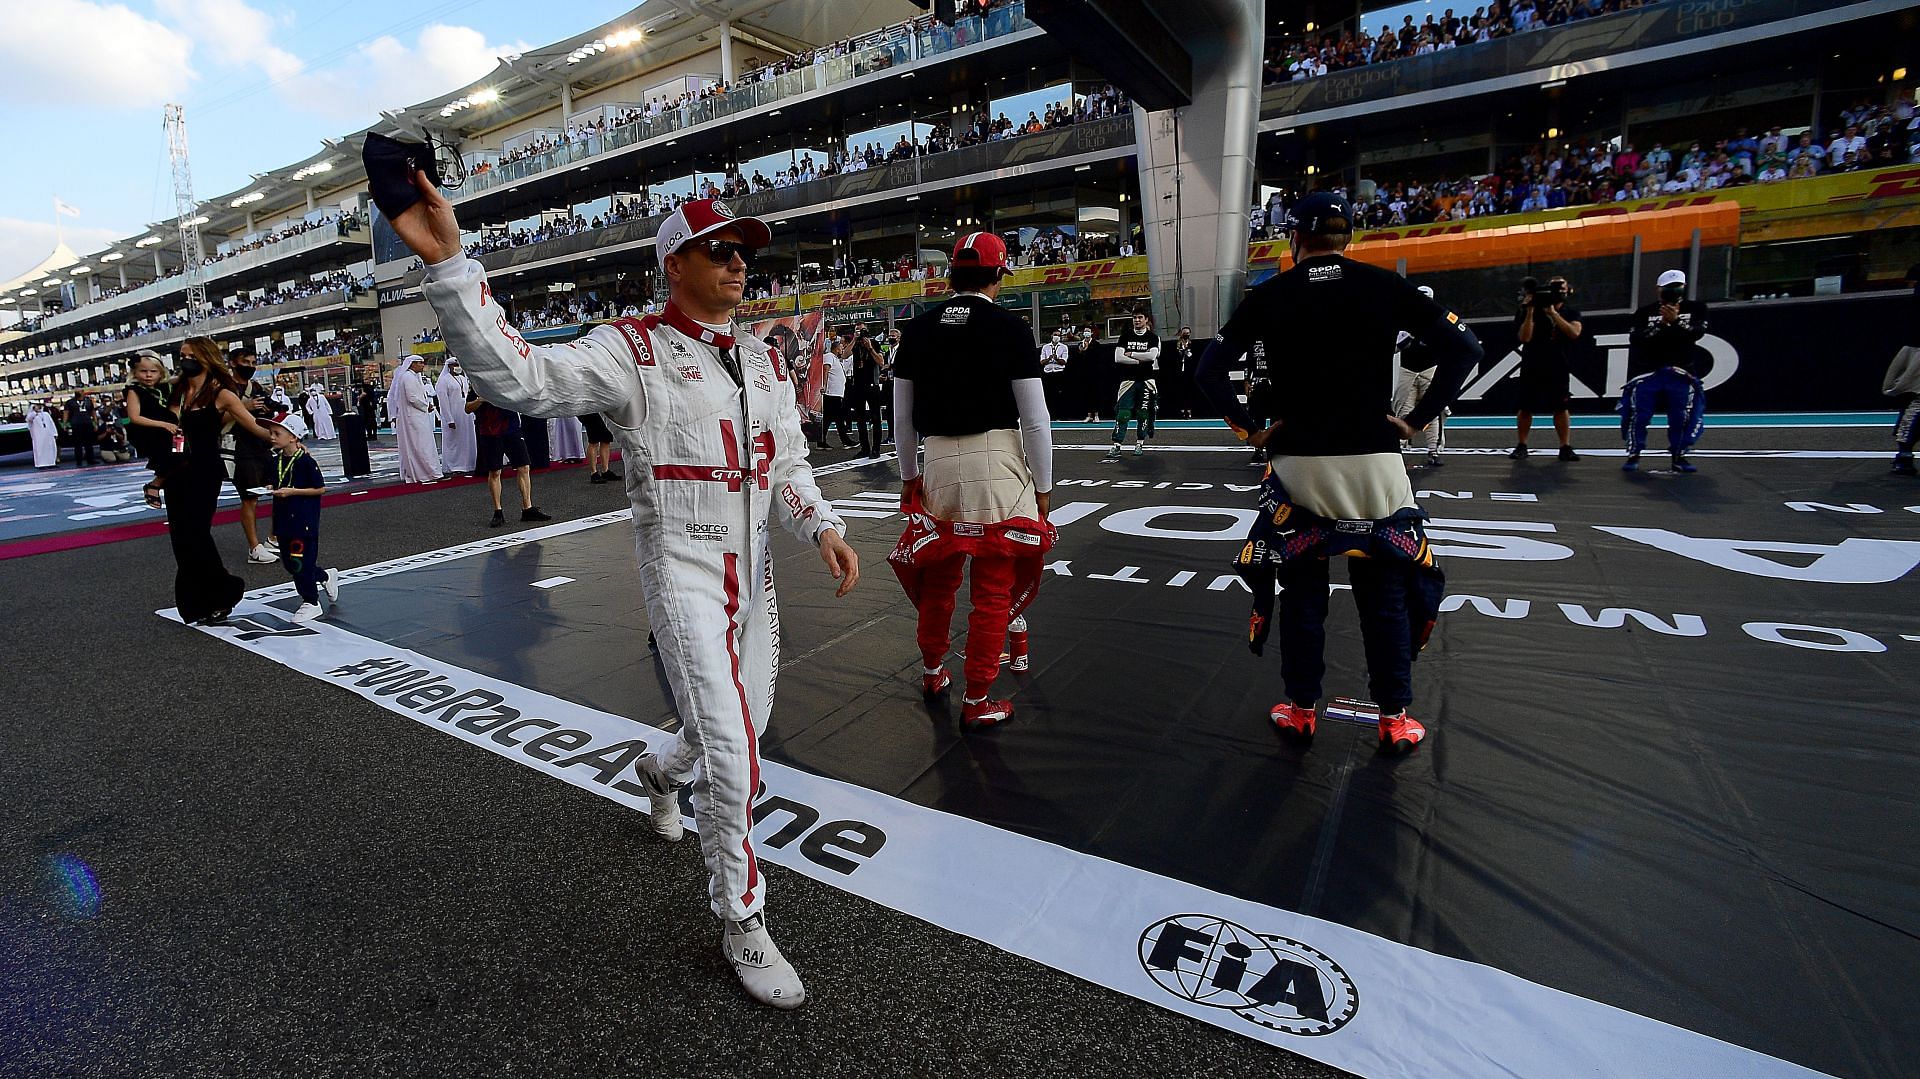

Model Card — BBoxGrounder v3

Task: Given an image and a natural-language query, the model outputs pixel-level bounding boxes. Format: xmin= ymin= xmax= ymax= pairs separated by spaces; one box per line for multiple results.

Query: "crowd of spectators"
xmin=1265 ymin=0 xmax=1666 ymax=83
xmin=258 ymin=329 xmax=380 ymax=366
xmin=1251 ymin=100 xmax=1920 ymax=236
xmin=460 ymin=85 xmax=1131 ymax=269
xmin=16 ymin=211 xmax=367 ymax=329
xmin=466 ymin=0 xmax=1035 ymax=186
xmin=7 ymin=271 xmax=371 ymax=362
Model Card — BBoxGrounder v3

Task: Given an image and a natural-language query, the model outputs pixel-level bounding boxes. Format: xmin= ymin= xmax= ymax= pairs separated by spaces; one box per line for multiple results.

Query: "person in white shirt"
xmin=818 ymin=335 xmax=852 ymax=448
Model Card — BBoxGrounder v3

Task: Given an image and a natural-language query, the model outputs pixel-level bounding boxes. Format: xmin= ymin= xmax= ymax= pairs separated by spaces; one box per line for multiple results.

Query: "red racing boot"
xmin=922 ymin=667 xmax=952 ymax=700
xmin=961 ymin=695 xmax=1014 ymax=728
xmin=1378 ymin=711 xmax=1427 ymax=755
xmin=1270 ymin=702 xmax=1317 ymax=739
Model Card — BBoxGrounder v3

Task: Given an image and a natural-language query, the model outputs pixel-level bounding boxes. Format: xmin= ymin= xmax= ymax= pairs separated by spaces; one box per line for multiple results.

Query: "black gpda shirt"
xmin=1115 ymin=327 xmax=1160 ymax=371
xmin=892 ymin=294 xmax=1042 ymax=435
xmin=1197 ymin=253 xmax=1482 ymax=456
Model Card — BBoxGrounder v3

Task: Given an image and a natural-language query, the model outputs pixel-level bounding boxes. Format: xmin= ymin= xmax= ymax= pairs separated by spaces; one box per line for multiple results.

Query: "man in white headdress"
xmin=389 ymin=356 xmax=443 ymax=483
xmin=306 ymin=383 xmax=339 ymax=441
xmin=434 ymin=359 xmax=478 ymax=475
xmin=29 ymin=402 xmax=60 ymax=468
xmin=271 ymin=384 xmax=310 ymax=439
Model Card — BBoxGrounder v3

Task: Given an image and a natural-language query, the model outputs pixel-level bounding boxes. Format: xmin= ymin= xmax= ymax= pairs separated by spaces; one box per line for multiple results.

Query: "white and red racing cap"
xmin=656 ymin=197 xmax=773 ymax=256
xmin=950 ymin=230 xmax=1008 ymax=269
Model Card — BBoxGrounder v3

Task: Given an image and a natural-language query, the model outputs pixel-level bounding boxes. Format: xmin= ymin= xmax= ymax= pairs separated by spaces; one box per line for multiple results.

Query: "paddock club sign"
xmin=1451 ymin=291 xmax=1912 ymax=415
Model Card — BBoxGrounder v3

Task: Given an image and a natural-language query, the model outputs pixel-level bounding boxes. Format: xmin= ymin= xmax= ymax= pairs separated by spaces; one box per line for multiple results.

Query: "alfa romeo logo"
xmin=1138 ymin=914 xmax=1358 ymax=1036
xmin=711 ymin=199 xmax=734 ymax=218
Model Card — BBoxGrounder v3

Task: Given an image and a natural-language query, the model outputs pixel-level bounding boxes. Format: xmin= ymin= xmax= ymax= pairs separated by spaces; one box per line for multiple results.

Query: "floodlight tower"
xmin=164 ymin=104 xmax=211 ymax=334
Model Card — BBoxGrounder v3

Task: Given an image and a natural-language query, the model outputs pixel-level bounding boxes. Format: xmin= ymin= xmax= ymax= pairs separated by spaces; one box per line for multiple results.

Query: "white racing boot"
xmin=633 ymin=753 xmax=685 ymax=843
xmin=723 ymin=913 xmax=807 ymax=1009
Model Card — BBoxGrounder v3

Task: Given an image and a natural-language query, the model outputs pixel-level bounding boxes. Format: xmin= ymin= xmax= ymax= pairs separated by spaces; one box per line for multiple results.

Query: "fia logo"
xmin=1138 ymin=915 xmax=1358 ymax=1036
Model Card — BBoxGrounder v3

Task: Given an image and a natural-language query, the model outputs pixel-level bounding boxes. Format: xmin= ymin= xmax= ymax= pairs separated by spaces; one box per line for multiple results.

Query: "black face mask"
xmin=178 ymin=359 xmax=205 ymax=378
xmin=1659 ymin=285 xmax=1685 ymax=304
xmin=362 ymin=131 xmax=450 ymax=221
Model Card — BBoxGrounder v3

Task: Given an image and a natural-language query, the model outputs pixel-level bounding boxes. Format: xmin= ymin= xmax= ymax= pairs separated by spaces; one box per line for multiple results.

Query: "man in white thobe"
xmin=29 ymin=403 xmax=60 ymax=468
xmin=433 ymin=360 xmax=478 ymax=475
xmin=390 ymin=357 xmax=443 ymax=483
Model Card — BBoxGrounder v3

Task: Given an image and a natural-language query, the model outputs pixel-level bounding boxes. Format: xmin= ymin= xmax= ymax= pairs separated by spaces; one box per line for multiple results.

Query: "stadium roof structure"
xmin=1 ymin=0 xmax=916 ymax=306
xmin=0 ymin=242 xmax=80 ymax=299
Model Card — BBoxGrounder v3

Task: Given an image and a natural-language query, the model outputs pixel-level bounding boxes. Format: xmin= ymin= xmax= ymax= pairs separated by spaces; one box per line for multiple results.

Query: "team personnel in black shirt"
xmin=1106 ymin=309 xmax=1160 ymax=460
xmin=1511 ymin=275 xmax=1584 ymax=461
xmin=1619 ymin=269 xmax=1712 ymax=472
xmin=892 ymin=232 xmax=1054 ymax=727
xmin=1195 ymin=191 xmax=1483 ymax=754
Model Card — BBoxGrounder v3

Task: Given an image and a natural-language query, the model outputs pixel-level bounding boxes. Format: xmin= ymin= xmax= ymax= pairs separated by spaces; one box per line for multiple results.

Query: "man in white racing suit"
xmin=390 ymin=174 xmax=860 ymax=1010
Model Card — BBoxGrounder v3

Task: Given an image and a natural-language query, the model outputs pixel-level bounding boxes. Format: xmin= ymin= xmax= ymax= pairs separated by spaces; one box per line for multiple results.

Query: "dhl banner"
xmin=734 ymin=257 xmax=1153 ymax=320
xmin=1323 ymin=164 xmax=1920 ymax=248
xmin=1250 ymin=203 xmax=1741 ymax=274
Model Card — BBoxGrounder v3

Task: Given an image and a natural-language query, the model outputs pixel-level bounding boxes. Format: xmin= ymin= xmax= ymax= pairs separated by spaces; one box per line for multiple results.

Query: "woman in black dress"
xmin=124 ymin=350 xmax=180 ymax=507
xmin=166 ymin=338 xmax=275 ymax=624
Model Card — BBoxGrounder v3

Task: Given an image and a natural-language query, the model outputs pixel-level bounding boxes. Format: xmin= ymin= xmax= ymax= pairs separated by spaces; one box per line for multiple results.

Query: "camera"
xmin=1521 ymin=276 xmax=1567 ymax=307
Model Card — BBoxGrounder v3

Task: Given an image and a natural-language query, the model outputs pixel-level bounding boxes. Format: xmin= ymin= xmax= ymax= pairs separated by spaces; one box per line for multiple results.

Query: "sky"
xmin=0 ymin=0 xmax=638 ymax=287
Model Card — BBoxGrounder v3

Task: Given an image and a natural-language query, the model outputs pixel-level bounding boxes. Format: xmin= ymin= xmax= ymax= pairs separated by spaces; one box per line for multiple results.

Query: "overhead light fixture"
xmin=1074 ymin=164 xmax=1092 ymax=172
xmin=905 ymin=195 xmax=920 ymax=202
xmin=185 ymin=215 xmax=210 ymax=226
xmin=292 ymin=161 xmax=335 ymax=181
xmin=101 ymin=252 xmax=125 ymax=262
xmin=1273 ymin=127 xmax=1296 ymax=136
xmin=70 ymin=266 xmax=92 ymax=275
xmin=770 ymin=110 xmax=781 ymax=117
xmin=1540 ymin=79 xmax=1567 ymax=89
xmin=135 ymin=236 xmax=162 ymax=247
xmin=40 ymin=278 xmax=61 ymax=286
xmin=230 ymin=191 xmax=265 ymax=207
xmin=21 ymin=289 xmax=36 ymax=296
xmin=1305 ymin=21 xmax=1316 ymax=31
xmin=1895 ymin=67 xmax=1909 ymax=81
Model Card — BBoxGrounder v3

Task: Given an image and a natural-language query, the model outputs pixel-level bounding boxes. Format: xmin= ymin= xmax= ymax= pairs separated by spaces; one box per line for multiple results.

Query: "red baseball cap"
xmin=950 ymin=231 xmax=1008 ymax=269
xmin=656 ymin=197 xmax=773 ymax=255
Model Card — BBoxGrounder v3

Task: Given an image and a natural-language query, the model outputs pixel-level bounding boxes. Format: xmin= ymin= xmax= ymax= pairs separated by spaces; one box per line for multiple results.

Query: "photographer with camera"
xmin=1511 ymin=275 xmax=1583 ymax=461
xmin=1620 ymin=269 xmax=1711 ymax=472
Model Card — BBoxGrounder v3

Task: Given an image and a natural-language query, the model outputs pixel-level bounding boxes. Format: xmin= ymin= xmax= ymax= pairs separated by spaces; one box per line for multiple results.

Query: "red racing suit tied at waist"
xmin=888 ymin=511 xmax=1057 ymax=622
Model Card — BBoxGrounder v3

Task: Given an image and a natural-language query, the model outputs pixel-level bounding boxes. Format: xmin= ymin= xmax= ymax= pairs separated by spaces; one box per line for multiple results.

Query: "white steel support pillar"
xmin=1132 ymin=0 xmax=1262 ymax=339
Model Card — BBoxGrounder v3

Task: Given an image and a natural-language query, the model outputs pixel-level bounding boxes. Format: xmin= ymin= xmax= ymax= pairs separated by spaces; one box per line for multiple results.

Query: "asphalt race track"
xmin=4 ymin=423 xmax=1915 ymax=1078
